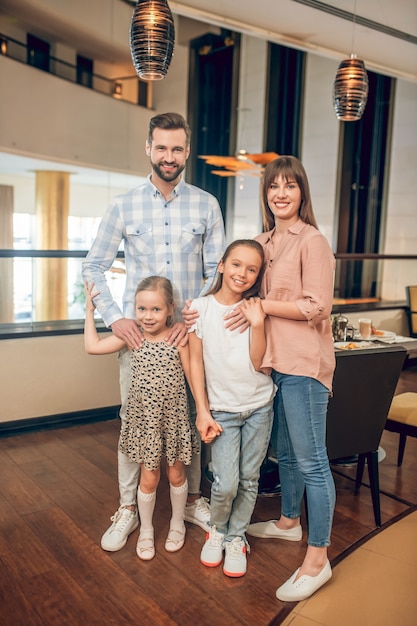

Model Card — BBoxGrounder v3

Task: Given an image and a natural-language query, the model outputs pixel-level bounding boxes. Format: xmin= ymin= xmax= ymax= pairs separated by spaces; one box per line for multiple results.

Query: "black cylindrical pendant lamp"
xmin=130 ymin=0 xmax=175 ymax=81
xmin=333 ymin=55 xmax=369 ymax=122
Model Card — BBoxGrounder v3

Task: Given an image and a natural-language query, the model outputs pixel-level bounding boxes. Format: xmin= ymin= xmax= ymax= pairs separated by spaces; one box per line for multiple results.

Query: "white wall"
xmin=228 ymin=45 xmax=343 ymax=248
xmin=302 ymin=54 xmax=340 ymax=247
xmin=0 ymin=334 xmax=120 ymax=423
xmin=0 ymin=55 xmax=152 ymax=176
xmin=380 ymin=80 xmax=417 ymax=300
xmin=384 ymin=79 xmax=417 ymax=256
xmin=229 ymin=35 xmax=268 ymax=242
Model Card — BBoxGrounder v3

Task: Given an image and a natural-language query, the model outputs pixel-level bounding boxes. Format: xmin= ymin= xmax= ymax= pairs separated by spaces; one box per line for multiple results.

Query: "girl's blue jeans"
xmin=209 ymin=401 xmax=274 ymax=542
xmin=271 ymin=371 xmax=335 ymax=547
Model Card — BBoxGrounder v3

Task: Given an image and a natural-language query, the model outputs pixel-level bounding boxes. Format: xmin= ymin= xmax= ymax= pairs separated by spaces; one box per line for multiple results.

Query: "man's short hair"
xmin=148 ymin=112 xmax=191 ymax=145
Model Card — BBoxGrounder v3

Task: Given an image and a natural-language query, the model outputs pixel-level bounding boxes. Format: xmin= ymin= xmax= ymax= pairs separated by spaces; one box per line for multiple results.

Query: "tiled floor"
xmin=281 ymin=509 xmax=417 ymax=626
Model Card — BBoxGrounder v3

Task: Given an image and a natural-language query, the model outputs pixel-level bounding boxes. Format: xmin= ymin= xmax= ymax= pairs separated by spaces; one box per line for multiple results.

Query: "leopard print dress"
xmin=118 ymin=340 xmax=199 ymax=470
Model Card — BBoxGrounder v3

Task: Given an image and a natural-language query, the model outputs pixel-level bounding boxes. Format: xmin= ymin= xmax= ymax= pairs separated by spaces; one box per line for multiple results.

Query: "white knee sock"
xmin=169 ymin=480 xmax=188 ymax=531
xmin=137 ymin=485 xmax=156 ymax=532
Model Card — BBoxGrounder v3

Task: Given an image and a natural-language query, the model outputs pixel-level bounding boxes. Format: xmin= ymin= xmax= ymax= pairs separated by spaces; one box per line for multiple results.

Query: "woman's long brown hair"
xmin=260 ymin=155 xmax=318 ymax=231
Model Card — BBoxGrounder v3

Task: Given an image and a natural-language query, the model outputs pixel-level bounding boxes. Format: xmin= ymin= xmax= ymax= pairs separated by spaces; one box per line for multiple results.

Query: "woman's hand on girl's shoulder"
xmin=240 ymin=297 xmax=266 ymax=327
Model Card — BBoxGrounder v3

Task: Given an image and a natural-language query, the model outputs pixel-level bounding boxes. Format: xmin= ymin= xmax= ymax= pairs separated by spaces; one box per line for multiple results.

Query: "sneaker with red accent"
xmin=200 ymin=526 xmax=224 ymax=567
xmin=223 ymin=537 xmax=248 ymax=577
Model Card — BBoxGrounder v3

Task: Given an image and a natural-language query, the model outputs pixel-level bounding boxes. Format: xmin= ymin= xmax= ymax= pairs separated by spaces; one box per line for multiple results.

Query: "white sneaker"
xmin=101 ymin=506 xmax=139 ymax=552
xmin=200 ymin=526 xmax=224 ymax=567
xmin=247 ymin=520 xmax=302 ymax=541
xmin=184 ymin=497 xmax=210 ymax=531
xmin=276 ymin=560 xmax=332 ymax=601
xmin=223 ymin=537 xmax=248 ymax=578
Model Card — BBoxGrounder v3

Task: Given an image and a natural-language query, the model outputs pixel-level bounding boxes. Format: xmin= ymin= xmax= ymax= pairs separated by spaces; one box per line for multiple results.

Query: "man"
xmin=83 ymin=112 xmax=226 ymax=552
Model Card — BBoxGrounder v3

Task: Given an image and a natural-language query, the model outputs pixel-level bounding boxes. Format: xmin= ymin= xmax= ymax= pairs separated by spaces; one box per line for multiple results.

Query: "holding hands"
xmin=196 ymin=410 xmax=223 ymax=444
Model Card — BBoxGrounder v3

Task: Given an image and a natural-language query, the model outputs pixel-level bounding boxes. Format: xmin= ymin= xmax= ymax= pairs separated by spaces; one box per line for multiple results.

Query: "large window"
xmin=187 ymin=30 xmax=241 ymax=221
xmin=335 ymin=71 xmax=395 ymax=299
xmin=1 ymin=215 xmax=125 ymax=327
xmin=264 ymin=43 xmax=305 ymax=156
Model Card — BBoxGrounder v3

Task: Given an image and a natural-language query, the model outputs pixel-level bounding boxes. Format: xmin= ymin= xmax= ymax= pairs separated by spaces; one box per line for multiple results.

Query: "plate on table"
xmin=334 ymin=341 xmax=374 ymax=350
xmin=357 ymin=330 xmax=397 ymax=342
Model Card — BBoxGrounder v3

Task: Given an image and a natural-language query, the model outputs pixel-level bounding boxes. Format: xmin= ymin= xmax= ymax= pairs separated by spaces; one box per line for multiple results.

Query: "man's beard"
xmin=151 ymin=160 xmax=185 ymax=183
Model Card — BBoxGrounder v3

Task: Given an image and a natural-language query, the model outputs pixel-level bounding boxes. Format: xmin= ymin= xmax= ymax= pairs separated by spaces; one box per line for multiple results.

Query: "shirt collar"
xmin=263 ymin=218 xmax=306 ymax=242
xmin=146 ymin=173 xmax=185 ymax=199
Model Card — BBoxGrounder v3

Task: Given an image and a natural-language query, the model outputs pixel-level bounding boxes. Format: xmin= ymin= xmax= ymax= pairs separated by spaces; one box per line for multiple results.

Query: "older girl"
xmin=188 ymin=240 xmax=275 ymax=578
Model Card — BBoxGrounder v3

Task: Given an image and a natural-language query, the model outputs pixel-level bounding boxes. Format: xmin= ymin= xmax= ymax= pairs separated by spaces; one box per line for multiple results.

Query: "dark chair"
xmin=406 ymin=286 xmax=417 ymax=338
xmin=326 ymin=345 xmax=406 ymax=526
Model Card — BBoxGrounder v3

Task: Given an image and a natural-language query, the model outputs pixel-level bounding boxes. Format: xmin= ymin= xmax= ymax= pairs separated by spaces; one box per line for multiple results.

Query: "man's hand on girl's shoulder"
xmin=111 ymin=318 xmax=144 ymax=350
xmin=182 ymin=299 xmax=199 ymax=329
xmin=166 ymin=321 xmax=188 ymax=347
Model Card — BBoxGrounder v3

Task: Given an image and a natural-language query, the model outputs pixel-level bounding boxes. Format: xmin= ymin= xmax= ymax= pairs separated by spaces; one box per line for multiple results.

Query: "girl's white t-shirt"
xmin=189 ymin=295 xmax=275 ymax=412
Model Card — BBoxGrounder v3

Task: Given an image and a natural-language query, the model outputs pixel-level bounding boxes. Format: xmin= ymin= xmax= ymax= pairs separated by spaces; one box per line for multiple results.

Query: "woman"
xmin=245 ymin=156 xmax=336 ymax=602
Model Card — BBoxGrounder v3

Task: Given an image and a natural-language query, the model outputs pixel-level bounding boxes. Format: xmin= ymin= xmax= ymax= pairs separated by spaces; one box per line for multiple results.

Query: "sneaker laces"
xmin=109 ymin=507 xmax=134 ymax=534
xmin=207 ymin=526 xmax=224 ymax=548
xmin=193 ymin=497 xmax=209 ymax=512
xmin=227 ymin=537 xmax=248 ymax=557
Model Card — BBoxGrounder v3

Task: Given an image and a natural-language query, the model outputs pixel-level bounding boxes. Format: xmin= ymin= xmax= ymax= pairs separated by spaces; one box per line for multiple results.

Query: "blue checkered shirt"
xmin=82 ymin=175 xmax=226 ymax=326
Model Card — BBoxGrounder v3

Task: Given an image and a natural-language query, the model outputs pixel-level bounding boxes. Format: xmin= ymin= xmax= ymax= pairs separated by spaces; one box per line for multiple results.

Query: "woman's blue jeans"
xmin=209 ymin=401 xmax=273 ymax=542
xmin=271 ymin=371 xmax=335 ymax=547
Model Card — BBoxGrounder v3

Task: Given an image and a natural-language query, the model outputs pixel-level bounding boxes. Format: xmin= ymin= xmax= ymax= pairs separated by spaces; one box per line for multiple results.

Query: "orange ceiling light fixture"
xmin=199 ymin=150 xmax=279 ymax=177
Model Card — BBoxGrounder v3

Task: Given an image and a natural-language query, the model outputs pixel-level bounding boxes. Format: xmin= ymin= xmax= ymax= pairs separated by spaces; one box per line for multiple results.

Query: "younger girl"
xmin=188 ymin=240 xmax=275 ymax=578
xmin=84 ymin=276 xmax=198 ymax=561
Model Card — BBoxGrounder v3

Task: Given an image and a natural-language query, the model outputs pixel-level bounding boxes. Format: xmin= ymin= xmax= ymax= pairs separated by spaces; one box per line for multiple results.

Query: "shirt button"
xmin=165 ymin=242 xmax=169 ymax=246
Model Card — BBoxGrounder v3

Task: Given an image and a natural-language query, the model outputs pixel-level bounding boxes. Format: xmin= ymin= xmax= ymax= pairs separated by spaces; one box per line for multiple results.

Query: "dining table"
xmin=258 ymin=335 xmax=415 ymax=498
xmin=333 ymin=334 xmax=417 ymax=360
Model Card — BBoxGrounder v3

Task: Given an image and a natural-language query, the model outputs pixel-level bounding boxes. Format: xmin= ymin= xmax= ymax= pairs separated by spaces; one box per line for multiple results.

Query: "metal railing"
xmin=0 ymin=32 xmax=150 ymax=107
xmin=0 ymin=249 xmax=416 ymax=336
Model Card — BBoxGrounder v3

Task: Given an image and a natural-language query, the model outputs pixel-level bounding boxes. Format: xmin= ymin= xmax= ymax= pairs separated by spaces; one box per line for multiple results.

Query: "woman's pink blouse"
xmin=255 ymin=220 xmax=336 ymax=392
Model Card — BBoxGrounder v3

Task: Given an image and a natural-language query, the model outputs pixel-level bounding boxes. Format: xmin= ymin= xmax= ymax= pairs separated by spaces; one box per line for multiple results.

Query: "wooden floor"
xmin=1 ymin=366 xmax=416 ymax=626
